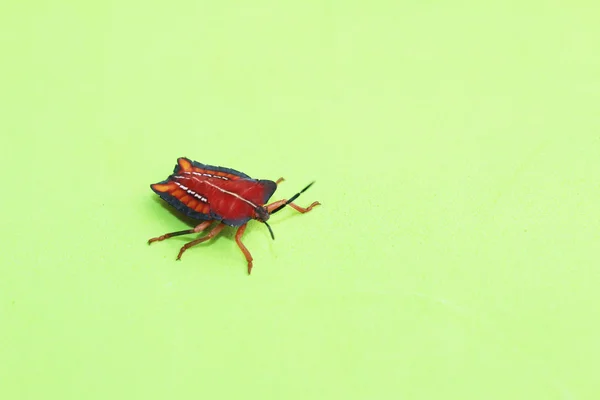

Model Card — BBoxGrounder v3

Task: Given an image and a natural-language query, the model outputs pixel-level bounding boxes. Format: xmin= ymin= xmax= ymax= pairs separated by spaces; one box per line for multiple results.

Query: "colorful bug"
xmin=148 ymin=157 xmax=320 ymax=274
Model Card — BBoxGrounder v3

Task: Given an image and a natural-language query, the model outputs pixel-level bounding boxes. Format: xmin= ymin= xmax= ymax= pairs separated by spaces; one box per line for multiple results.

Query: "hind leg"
xmin=148 ymin=221 xmax=213 ymax=244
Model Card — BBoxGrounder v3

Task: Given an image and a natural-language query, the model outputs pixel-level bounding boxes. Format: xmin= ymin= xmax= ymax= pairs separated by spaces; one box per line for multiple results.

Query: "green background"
xmin=1 ymin=1 xmax=599 ymax=399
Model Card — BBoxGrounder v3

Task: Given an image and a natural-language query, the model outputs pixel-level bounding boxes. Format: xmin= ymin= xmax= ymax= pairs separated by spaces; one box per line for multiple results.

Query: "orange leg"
xmin=266 ymin=199 xmax=321 ymax=214
xmin=275 ymin=177 xmax=284 ymax=185
xmin=176 ymin=223 xmax=226 ymax=260
xmin=234 ymin=224 xmax=254 ymax=274
xmin=148 ymin=220 xmax=213 ymax=244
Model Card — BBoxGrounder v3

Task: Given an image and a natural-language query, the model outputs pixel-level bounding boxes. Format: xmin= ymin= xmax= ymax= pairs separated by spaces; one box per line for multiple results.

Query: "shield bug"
xmin=148 ymin=157 xmax=320 ymax=274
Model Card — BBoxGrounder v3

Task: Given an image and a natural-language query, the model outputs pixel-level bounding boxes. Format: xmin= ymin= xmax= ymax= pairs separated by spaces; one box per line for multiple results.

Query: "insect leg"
xmin=266 ymin=199 xmax=321 ymax=214
xmin=275 ymin=177 xmax=284 ymax=185
xmin=177 ymin=223 xmax=226 ymax=260
xmin=234 ymin=224 xmax=253 ymax=274
xmin=148 ymin=221 xmax=212 ymax=244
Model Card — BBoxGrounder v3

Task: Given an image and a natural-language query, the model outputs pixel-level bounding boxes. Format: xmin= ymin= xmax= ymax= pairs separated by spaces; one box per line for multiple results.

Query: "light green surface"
xmin=1 ymin=1 xmax=599 ymax=399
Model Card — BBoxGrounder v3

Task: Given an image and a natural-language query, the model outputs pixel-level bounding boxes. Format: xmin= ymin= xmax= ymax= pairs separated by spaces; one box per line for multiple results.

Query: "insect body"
xmin=148 ymin=157 xmax=320 ymax=274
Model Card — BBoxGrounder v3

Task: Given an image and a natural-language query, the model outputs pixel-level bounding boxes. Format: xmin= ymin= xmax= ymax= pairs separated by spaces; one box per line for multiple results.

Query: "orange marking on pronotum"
xmin=151 ymin=183 xmax=171 ymax=192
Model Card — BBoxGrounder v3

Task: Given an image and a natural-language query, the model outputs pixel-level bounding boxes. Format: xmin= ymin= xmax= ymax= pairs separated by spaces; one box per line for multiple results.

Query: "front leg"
xmin=266 ymin=199 xmax=320 ymax=214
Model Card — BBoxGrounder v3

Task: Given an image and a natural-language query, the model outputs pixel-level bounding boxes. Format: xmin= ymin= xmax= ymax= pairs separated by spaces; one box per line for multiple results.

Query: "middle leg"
xmin=177 ymin=223 xmax=226 ymax=260
xmin=234 ymin=224 xmax=254 ymax=275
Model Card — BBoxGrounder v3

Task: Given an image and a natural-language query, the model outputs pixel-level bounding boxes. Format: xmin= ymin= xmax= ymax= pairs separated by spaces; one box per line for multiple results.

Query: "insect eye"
xmin=255 ymin=207 xmax=269 ymax=222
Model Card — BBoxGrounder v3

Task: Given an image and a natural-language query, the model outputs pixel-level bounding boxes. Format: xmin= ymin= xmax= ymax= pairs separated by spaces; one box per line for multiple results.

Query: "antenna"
xmin=264 ymin=221 xmax=275 ymax=240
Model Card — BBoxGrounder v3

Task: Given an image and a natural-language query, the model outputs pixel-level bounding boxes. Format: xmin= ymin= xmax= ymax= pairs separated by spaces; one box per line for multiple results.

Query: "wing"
xmin=150 ymin=180 xmax=217 ymax=221
xmin=150 ymin=158 xmax=266 ymax=222
xmin=150 ymin=157 xmax=241 ymax=220
xmin=151 ymin=158 xmax=279 ymax=224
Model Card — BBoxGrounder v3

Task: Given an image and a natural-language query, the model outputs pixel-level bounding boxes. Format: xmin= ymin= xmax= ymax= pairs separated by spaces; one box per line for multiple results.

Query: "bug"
xmin=148 ymin=157 xmax=320 ymax=274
